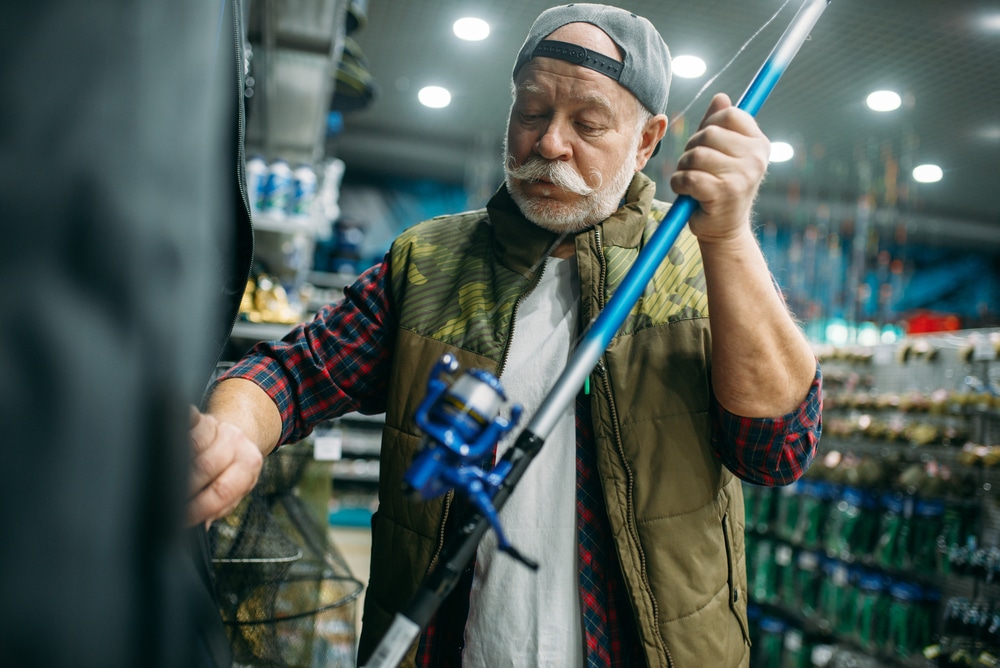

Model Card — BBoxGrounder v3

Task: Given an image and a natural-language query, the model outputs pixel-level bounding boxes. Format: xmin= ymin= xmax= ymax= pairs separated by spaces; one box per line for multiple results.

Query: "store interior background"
xmin=216 ymin=0 xmax=1000 ymax=666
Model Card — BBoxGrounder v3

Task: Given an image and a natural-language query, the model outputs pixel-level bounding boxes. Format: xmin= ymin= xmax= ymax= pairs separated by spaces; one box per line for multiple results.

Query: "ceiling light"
xmin=913 ymin=164 xmax=943 ymax=183
xmin=769 ymin=142 xmax=794 ymax=163
xmin=671 ymin=55 xmax=707 ymax=79
xmin=453 ymin=17 xmax=490 ymax=41
xmin=979 ymin=12 xmax=1000 ymax=31
xmin=418 ymin=86 xmax=452 ymax=109
xmin=866 ymin=90 xmax=902 ymax=112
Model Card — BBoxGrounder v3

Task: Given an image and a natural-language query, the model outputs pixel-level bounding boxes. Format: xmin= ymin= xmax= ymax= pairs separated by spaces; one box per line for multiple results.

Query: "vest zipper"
xmin=594 ymin=228 xmax=673 ymax=668
xmin=497 ymin=259 xmax=548 ymax=379
xmin=426 ymin=256 xmax=548 ymax=572
xmin=425 ymin=491 xmax=454 ymax=574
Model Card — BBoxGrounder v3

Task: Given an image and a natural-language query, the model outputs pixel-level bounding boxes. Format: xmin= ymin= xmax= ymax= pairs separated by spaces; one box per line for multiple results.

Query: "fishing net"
xmin=210 ymin=440 xmax=363 ymax=667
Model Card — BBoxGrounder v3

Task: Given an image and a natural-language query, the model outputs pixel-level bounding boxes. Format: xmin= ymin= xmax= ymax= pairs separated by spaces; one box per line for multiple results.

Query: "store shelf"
xmin=252 ymin=211 xmax=320 ymax=234
xmin=231 ymin=320 xmax=300 ymax=341
xmin=747 ymin=329 xmax=1000 ymax=666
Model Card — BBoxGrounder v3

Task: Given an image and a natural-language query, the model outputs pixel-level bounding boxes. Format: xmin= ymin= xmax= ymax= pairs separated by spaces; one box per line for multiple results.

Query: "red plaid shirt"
xmin=223 ymin=258 xmax=822 ymax=666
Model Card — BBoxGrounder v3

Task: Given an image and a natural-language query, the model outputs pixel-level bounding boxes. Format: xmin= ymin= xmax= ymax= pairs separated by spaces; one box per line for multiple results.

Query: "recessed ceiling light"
xmin=913 ymin=164 xmax=943 ymax=183
xmin=418 ymin=86 xmax=452 ymax=109
xmin=671 ymin=55 xmax=707 ymax=79
xmin=866 ymin=90 xmax=902 ymax=112
xmin=453 ymin=17 xmax=490 ymax=41
xmin=769 ymin=142 xmax=794 ymax=163
xmin=979 ymin=12 xmax=1000 ymax=31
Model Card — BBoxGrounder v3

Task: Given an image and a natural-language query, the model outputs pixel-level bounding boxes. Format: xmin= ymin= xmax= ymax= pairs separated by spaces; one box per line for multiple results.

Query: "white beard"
xmin=504 ymin=133 xmax=641 ymax=234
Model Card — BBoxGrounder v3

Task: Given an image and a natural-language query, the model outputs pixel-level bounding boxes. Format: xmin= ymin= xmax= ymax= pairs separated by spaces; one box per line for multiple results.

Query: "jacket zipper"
xmin=594 ymin=228 xmax=673 ymax=668
xmin=211 ymin=0 xmax=256 ymax=377
xmin=426 ymin=256 xmax=549 ymax=573
xmin=497 ymin=260 xmax=548 ymax=378
xmin=425 ymin=491 xmax=454 ymax=574
xmin=233 ymin=0 xmax=251 ymax=230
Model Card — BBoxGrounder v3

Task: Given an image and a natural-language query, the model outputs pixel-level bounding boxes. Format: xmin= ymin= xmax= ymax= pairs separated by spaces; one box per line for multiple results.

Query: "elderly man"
xmin=189 ymin=4 xmax=821 ymax=666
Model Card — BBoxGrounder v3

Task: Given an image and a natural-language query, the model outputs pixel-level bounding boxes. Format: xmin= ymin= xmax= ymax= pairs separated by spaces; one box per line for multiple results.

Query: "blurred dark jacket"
xmin=0 ymin=1 xmax=252 ymax=665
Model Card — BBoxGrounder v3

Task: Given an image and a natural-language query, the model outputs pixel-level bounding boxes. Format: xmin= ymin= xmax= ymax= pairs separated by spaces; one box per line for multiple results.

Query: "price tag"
xmin=314 ymin=428 xmax=343 ymax=461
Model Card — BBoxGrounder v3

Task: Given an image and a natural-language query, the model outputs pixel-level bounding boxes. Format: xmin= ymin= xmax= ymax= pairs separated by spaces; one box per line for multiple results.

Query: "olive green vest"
xmin=358 ymin=173 xmax=750 ymax=668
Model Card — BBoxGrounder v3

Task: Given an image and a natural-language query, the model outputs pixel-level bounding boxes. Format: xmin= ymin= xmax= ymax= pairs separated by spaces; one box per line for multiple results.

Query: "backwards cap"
xmin=512 ymin=3 xmax=672 ymax=116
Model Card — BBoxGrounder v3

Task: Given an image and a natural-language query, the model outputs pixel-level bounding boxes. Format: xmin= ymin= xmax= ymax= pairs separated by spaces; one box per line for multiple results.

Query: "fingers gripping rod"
xmin=362 ymin=2 xmax=831 ymax=665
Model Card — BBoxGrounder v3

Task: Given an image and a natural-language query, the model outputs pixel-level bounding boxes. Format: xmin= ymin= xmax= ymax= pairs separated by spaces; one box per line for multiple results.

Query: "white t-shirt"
xmin=462 ymin=256 xmax=584 ymax=667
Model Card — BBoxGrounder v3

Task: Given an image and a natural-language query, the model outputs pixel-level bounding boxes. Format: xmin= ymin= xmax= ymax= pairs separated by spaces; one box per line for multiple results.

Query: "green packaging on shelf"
xmin=853 ymin=572 xmax=889 ymax=653
xmin=824 ymin=487 xmax=880 ymax=560
xmin=757 ymin=616 xmax=787 ymax=668
xmin=874 ymin=492 xmax=915 ymax=571
xmin=911 ymin=498 xmax=945 ymax=572
xmin=792 ymin=480 xmax=836 ymax=548
xmin=751 ymin=538 xmax=780 ymax=604
xmin=781 ymin=627 xmax=814 ymax=668
xmin=775 ymin=482 xmax=802 ymax=542
xmin=937 ymin=505 xmax=977 ymax=575
xmin=836 ymin=568 xmax=861 ymax=638
xmin=818 ymin=559 xmax=851 ymax=632
xmin=885 ymin=582 xmax=933 ymax=659
xmin=743 ymin=484 xmax=758 ymax=531
xmin=794 ymin=550 xmax=822 ymax=617
xmin=775 ymin=543 xmax=797 ymax=609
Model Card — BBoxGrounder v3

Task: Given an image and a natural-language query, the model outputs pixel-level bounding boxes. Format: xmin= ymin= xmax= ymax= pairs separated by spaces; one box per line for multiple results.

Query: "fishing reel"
xmin=403 ymin=353 xmax=537 ymax=570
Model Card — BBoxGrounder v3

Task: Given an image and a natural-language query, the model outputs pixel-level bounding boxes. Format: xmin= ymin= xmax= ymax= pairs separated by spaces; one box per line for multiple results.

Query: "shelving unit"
xmin=746 ymin=329 xmax=1000 ymax=668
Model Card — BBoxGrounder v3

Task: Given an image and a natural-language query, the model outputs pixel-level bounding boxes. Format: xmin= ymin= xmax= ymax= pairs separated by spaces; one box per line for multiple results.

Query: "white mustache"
xmin=505 ymin=156 xmax=598 ymax=196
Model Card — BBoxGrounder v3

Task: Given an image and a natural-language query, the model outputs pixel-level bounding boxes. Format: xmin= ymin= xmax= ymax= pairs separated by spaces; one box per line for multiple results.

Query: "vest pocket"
xmin=722 ymin=511 xmax=752 ymax=646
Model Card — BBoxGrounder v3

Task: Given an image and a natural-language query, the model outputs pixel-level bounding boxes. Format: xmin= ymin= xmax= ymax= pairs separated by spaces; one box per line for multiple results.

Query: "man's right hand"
xmin=188 ymin=406 xmax=264 ymax=527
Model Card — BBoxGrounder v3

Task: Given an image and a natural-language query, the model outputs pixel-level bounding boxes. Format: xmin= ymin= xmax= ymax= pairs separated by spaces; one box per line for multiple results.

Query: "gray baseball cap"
xmin=512 ymin=3 xmax=672 ymax=116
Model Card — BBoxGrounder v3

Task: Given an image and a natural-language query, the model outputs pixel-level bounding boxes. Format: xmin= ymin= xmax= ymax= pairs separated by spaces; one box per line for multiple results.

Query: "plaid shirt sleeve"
xmin=711 ymin=362 xmax=823 ymax=487
xmin=219 ymin=258 xmax=396 ymax=446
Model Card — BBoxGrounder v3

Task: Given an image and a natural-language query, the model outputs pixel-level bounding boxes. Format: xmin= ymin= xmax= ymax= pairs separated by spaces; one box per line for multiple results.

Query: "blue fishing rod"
xmin=362 ymin=1 xmax=832 ymax=665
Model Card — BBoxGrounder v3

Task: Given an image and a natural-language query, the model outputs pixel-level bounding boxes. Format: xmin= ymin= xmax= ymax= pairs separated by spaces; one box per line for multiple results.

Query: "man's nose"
xmin=535 ymin=119 xmax=572 ymax=161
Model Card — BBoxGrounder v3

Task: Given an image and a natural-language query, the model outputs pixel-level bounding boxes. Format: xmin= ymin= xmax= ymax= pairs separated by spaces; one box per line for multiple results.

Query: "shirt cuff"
xmin=712 ymin=362 xmax=823 ymax=487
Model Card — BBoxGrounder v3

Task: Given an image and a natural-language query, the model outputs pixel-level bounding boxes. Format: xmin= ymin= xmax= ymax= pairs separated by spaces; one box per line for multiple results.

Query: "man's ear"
xmin=635 ymin=114 xmax=668 ymax=170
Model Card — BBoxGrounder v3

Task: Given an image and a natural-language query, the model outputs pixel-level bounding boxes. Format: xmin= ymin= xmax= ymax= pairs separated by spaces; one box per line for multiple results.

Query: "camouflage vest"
xmin=358 ymin=173 xmax=750 ymax=668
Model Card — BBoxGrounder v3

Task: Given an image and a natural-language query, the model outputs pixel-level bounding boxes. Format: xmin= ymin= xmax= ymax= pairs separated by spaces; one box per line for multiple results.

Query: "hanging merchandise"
xmin=745 ymin=482 xmax=776 ymax=534
xmin=793 ymin=550 xmax=822 ymax=618
xmin=874 ymin=491 xmax=914 ymax=571
xmin=852 ymin=572 xmax=888 ymax=653
xmin=937 ymin=504 xmax=977 ymax=576
xmin=775 ymin=543 xmax=797 ymax=610
xmin=823 ymin=486 xmax=879 ymax=561
xmin=885 ymin=582 xmax=935 ymax=659
xmin=817 ymin=559 xmax=851 ymax=633
xmin=330 ymin=36 xmax=378 ymax=113
xmin=775 ymin=482 xmax=802 ymax=543
xmin=756 ymin=617 xmax=787 ymax=668
xmin=781 ymin=626 xmax=814 ymax=668
xmin=750 ymin=538 xmax=780 ymax=605
xmin=910 ymin=498 xmax=945 ymax=572
xmin=791 ymin=480 xmax=834 ymax=548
